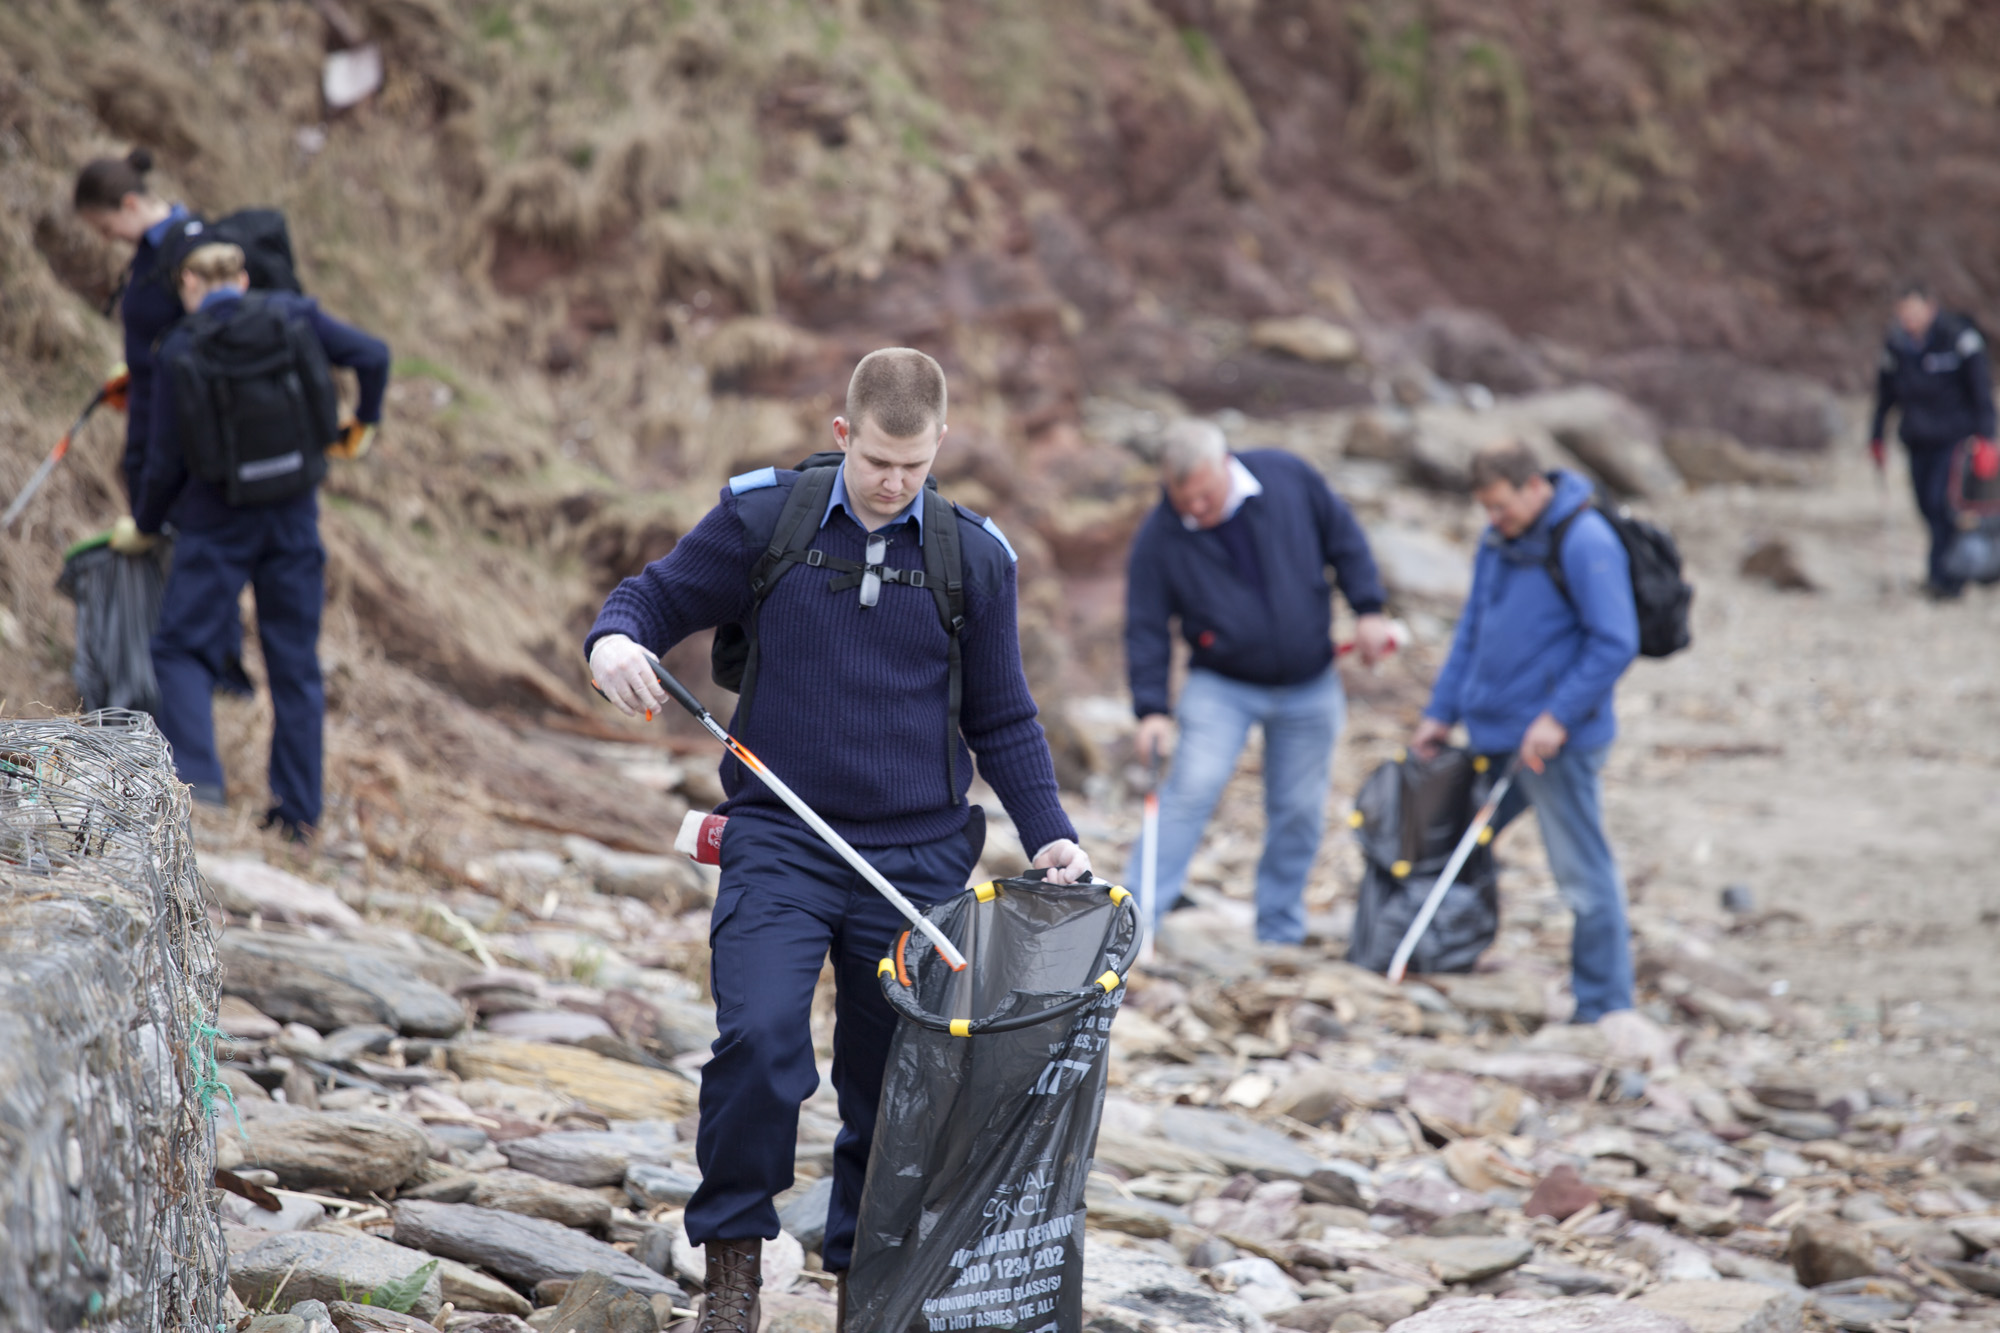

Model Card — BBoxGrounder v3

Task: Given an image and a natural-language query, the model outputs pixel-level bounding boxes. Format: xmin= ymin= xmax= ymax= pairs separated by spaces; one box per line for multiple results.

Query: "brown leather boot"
xmin=697 ymin=1238 xmax=762 ymax=1333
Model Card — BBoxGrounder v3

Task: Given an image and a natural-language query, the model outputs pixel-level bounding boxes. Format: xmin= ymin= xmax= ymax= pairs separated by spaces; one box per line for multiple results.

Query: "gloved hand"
xmin=1973 ymin=437 xmax=1999 ymax=482
xmin=589 ymin=634 xmax=668 ymax=719
xmin=1868 ymin=439 xmax=1886 ymax=472
xmin=1032 ymin=838 xmax=1092 ymax=885
xmin=107 ymin=515 xmax=155 ymax=555
xmin=102 ymin=364 xmax=130 ymax=413
xmin=327 ymin=419 xmax=377 ymax=461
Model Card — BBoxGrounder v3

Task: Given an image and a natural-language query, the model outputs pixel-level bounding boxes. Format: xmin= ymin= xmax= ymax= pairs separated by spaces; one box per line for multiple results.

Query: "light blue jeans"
xmin=1492 ymin=743 xmax=1634 ymax=1022
xmin=1127 ymin=666 xmax=1345 ymax=944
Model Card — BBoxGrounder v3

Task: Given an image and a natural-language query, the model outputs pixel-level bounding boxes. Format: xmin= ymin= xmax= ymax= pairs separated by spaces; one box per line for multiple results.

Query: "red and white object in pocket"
xmin=676 ymin=809 xmax=727 ymax=865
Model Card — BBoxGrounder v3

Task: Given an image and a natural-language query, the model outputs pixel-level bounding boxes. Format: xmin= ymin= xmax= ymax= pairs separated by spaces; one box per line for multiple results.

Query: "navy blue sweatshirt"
xmin=1871 ymin=313 xmax=1996 ymax=448
xmin=138 ymin=290 xmax=389 ymax=535
xmin=119 ymin=205 xmax=192 ymax=502
xmin=586 ymin=472 xmax=1077 ymax=855
xmin=1125 ymin=449 xmax=1385 ymax=718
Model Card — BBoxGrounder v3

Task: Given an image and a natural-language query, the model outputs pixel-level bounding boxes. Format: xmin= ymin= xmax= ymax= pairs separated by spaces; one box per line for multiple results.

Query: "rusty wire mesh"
xmin=0 ymin=710 xmax=225 ymax=1331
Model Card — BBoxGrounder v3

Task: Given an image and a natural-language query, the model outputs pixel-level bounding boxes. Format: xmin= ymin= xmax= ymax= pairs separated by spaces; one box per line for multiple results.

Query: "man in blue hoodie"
xmin=1125 ymin=419 xmax=1393 ymax=944
xmin=1412 ymin=441 xmax=1638 ymax=1022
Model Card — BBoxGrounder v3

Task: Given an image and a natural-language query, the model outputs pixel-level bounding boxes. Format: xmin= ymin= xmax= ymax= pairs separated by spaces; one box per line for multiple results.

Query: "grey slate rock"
xmin=229 ymin=1230 xmax=444 ymax=1320
xmin=1385 ymin=1296 xmax=1700 ymax=1332
xmin=390 ymin=1199 xmax=678 ymax=1297
xmin=1387 ymin=1235 xmax=1534 ymax=1284
xmin=221 ymin=929 xmax=466 ymax=1037
xmin=498 ymin=1129 xmax=675 ymax=1187
xmin=1082 ymin=1245 xmax=1263 ymax=1331
xmin=625 ymin=1162 xmax=703 ymax=1210
xmin=1156 ymin=1105 xmax=1325 ymax=1180
xmin=538 ymin=1271 xmax=661 ymax=1333
xmin=221 ymin=1107 xmax=432 ymax=1194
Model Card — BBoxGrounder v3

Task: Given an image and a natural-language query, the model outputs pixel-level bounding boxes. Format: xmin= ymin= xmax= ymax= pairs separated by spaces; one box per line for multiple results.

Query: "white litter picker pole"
xmin=1137 ymin=754 xmax=1162 ymax=965
xmin=637 ymin=654 xmax=970 ymax=972
xmin=1385 ymin=759 xmax=1518 ymax=985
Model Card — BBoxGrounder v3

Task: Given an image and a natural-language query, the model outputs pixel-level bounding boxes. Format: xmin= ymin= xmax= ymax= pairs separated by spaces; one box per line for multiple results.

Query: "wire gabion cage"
xmin=0 ymin=710 xmax=226 ymax=1331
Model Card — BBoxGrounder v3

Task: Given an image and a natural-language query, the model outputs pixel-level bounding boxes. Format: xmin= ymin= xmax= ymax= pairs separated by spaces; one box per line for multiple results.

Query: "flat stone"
xmin=1515 ymin=1265 xmax=1623 ymax=1296
xmin=1387 ymin=1236 xmax=1534 ymax=1285
xmin=221 ymin=1107 xmax=431 ymax=1194
xmin=1454 ymin=1053 xmax=1599 ymax=1102
xmin=290 ymin=1299 xmax=335 ymax=1332
xmin=1621 ymin=1223 xmax=1721 ymax=1283
xmin=447 ymin=1039 xmax=695 ymax=1121
xmin=1374 ymin=1177 xmax=1489 ymax=1226
xmin=1787 ymin=1217 xmax=1879 ymax=1287
xmin=485 ymin=1010 xmax=617 ymax=1045
xmin=1761 ymin=1110 xmax=1840 ymax=1142
xmin=497 ymin=1129 xmax=674 ymax=1187
xmin=220 ymin=995 xmax=284 ymax=1041
xmin=205 ymin=858 xmax=366 ymax=930
xmin=244 ymin=1318 xmax=308 ymax=1333
xmin=1526 ymin=1166 xmax=1600 ymax=1222
xmin=1951 ymin=1216 xmax=2000 ymax=1253
xmin=1157 ymin=1105 xmax=1326 ymax=1180
xmin=1251 ymin=316 xmax=1361 ymax=365
xmin=220 ymin=1190 xmax=327 ymax=1232
xmin=445 ymin=1168 xmax=612 ymax=1231
xmin=1930 ymin=1258 xmax=2000 ymax=1296
xmin=1808 ymin=1291 xmax=1914 ymax=1331
xmin=1089 ymin=1198 xmax=1176 ymax=1239
xmin=627 ymin=1162 xmax=704 ymax=1211
xmin=1632 ymin=1280 xmax=1804 ymax=1333
xmin=436 ymin=1257 xmax=533 ymax=1316
xmin=758 ymin=1292 xmax=837 ymax=1333
xmin=536 ymin=1272 xmax=659 ymax=1333
xmin=1082 ymin=1244 xmax=1264 ymax=1331
xmin=327 ymin=1303 xmax=443 ymax=1333
xmin=1273 ymin=1286 xmax=1432 ymax=1331
xmin=1384 ymin=1296 xmax=1698 ymax=1332
xmin=230 ymin=1230 xmax=444 ymax=1320
xmin=774 ymin=1175 xmax=831 ymax=1250
xmin=1863 ymin=1217 xmax=1967 ymax=1262
xmin=391 ymin=1199 xmax=677 ymax=1297
xmin=1425 ymin=972 xmax=1548 ymax=1028
xmin=221 ymin=929 xmax=466 ymax=1037
xmin=562 ymin=835 xmax=701 ymax=909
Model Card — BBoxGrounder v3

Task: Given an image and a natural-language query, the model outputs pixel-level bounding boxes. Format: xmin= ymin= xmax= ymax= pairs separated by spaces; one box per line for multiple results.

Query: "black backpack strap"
xmin=1543 ymin=504 xmax=1587 ymax=607
xmin=736 ymin=464 xmax=840 ymax=727
xmin=921 ymin=486 xmax=967 ymax=798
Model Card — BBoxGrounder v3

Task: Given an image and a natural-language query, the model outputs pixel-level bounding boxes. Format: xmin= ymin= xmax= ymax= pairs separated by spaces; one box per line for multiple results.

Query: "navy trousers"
xmin=151 ymin=500 xmax=325 ymax=828
xmin=1908 ymin=440 xmax=1963 ymax=593
xmin=686 ymin=812 xmax=977 ymax=1271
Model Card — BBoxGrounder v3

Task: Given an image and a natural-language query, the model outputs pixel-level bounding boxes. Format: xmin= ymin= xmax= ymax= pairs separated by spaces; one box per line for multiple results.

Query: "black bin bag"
xmin=851 ymin=871 xmax=1141 ymax=1333
xmin=1345 ymin=747 xmax=1499 ymax=975
xmin=55 ymin=536 xmax=172 ymax=715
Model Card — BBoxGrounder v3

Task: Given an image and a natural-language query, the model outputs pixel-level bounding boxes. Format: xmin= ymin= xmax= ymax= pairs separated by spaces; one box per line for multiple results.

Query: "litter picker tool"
xmin=1385 ymin=754 xmax=1518 ymax=984
xmin=2 ymin=386 xmax=110 ymax=531
xmin=610 ymin=652 xmax=970 ymax=972
xmin=1137 ymin=751 xmax=1162 ymax=964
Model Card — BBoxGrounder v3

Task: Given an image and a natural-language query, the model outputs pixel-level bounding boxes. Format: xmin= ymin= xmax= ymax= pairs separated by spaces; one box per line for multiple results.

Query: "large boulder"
xmin=1506 ymin=387 xmax=1684 ymax=499
xmin=1632 ymin=1280 xmax=1804 ymax=1333
xmin=1407 ymin=308 xmax=1559 ymax=395
xmin=497 ymin=1129 xmax=676 ymax=1187
xmin=391 ymin=1200 xmax=678 ymax=1297
xmin=203 ymin=859 xmax=365 ymax=930
xmin=1596 ymin=350 xmax=1843 ymax=454
xmin=215 ymin=1106 xmax=431 ymax=1194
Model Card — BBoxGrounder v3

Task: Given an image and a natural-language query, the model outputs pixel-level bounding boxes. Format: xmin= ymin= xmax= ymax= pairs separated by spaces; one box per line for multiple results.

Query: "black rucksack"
xmin=1547 ymin=499 xmax=1693 ymax=659
xmin=713 ymin=451 xmax=970 ymax=788
xmin=156 ymin=209 xmax=304 ymax=295
xmin=165 ymin=294 xmax=340 ymax=507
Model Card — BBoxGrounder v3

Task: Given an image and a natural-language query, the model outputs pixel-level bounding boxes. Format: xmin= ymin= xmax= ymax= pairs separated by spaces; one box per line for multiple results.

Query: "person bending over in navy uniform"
xmin=126 ymin=242 xmax=388 ymax=839
xmin=1869 ymin=281 xmax=1996 ymax=600
xmin=587 ymin=348 xmax=1089 ymax=1333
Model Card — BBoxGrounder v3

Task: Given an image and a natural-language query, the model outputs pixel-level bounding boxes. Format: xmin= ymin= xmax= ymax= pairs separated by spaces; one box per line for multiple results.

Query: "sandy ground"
xmin=1064 ymin=441 xmax=2000 ymax=1105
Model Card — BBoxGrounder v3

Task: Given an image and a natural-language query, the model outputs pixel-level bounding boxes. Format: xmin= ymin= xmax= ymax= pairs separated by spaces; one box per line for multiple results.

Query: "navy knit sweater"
xmin=586 ymin=475 xmax=1076 ymax=854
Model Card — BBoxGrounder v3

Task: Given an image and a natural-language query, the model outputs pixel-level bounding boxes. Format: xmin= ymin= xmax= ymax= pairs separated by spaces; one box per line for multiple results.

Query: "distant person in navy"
xmin=1123 ymin=419 xmax=1394 ymax=945
xmin=128 ymin=242 xmax=387 ymax=840
xmin=1869 ymin=281 xmax=1996 ymax=600
xmin=586 ymin=348 xmax=1088 ymax=1333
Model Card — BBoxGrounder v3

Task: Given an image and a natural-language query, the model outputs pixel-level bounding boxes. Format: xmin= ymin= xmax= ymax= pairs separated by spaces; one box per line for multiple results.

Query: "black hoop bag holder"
xmin=849 ymin=871 xmax=1141 ymax=1333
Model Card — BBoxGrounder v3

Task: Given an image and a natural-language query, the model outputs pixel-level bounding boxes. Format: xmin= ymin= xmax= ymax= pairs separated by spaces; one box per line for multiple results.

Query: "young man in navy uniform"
xmin=588 ymin=348 xmax=1089 ymax=1332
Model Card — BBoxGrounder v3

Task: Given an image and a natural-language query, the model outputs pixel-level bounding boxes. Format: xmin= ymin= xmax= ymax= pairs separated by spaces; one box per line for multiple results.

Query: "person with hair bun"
xmin=74 ymin=148 xmax=186 ymax=503
xmin=136 ymin=235 xmax=390 ymax=841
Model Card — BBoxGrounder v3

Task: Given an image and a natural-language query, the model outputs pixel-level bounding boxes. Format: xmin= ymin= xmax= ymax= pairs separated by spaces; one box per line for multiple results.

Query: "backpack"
xmin=165 ymin=293 xmax=340 ymax=507
xmin=712 ymin=451 xmax=970 ymax=789
xmin=156 ymin=209 xmax=304 ymax=294
xmin=1546 ymin=499 xmax=1693 ymax=659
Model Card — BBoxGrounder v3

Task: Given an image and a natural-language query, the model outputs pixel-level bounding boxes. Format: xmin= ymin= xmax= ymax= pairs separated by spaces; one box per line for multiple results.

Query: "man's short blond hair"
xmin=846 ymin=348 xmax=947 ymax=437
xmin=1469 ymin=440 xmax=1544 ymax=490
xmin=181 ymin=242 xmax=247 ymax=284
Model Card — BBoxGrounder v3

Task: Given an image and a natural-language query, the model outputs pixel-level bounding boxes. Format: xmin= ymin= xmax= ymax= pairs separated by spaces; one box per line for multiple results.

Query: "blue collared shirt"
xmin=144 ymin=204 xmax=190 ymax=249
xmin=198 ymin=288 xmax=244 ymax=313
xmin=823 ymin=463 xmax=924 ymax=538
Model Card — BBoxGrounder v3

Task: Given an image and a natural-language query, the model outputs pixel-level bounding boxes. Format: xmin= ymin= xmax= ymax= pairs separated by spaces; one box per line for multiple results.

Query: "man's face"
xmin=1167 ymin=458 xmax=1232 ymax=530
xmin=1896 ymin=295 xmax=1938 ymax=341
xmin=834 ymin=412 xmax=945 ymax=530
xmin=1475 ymin=475 xmax=1554 ymax=540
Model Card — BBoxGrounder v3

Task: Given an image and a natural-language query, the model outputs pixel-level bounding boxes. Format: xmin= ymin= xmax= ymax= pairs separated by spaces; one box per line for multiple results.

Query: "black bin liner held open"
xmin=55 ymin=537 xmax=172 ymax=715
xmin=1345 ymin=747 xmax=1500 ymax=975
xmin=850 ymin=872 xmax=1140 ymax=1333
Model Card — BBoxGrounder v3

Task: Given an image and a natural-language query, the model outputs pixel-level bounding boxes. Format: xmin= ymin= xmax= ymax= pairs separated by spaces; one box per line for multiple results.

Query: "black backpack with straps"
xmin=1546 ymin=497 xmax=1693 ymax=659
xmin=712 ymin=451 xmax=971 ymax=789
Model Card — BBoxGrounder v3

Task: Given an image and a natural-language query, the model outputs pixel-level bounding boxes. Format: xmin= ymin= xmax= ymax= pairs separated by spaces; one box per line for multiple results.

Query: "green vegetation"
xmin=1349 ymin=2 xmax=1530 ymax=186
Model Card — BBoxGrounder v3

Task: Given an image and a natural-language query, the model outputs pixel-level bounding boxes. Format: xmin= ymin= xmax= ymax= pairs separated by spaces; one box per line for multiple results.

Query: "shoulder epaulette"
xmin=974 ymin=511 xmax=1018 ymax=562
xmin=728 ymin=466 xmax=778 ymax=496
